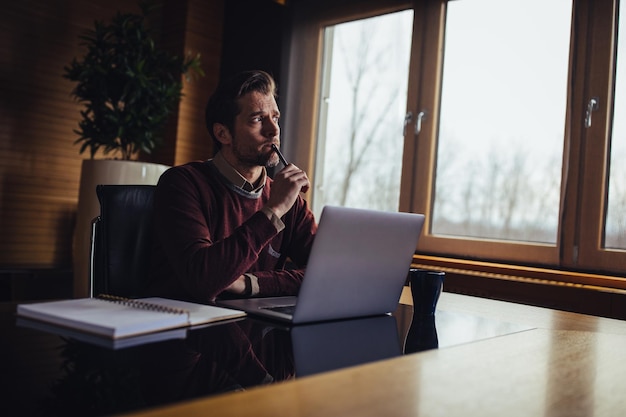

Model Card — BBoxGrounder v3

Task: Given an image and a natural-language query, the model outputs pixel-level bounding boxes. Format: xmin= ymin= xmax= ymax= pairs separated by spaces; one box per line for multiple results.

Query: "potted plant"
xmin=64 ymin=1 xmax=203 ymax=160
xmin=67 ymin=1 xmax=204 ymax=296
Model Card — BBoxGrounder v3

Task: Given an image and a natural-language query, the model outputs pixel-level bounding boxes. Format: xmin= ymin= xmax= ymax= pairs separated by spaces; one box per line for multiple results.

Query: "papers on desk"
xmin=16 ymin=296 xmax=246 ymax=340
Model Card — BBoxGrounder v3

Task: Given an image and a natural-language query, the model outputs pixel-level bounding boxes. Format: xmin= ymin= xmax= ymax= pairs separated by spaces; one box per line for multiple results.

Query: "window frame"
xmin=408 ymin=0 xmax=567 ymax=268
xmin=575 ymin=0 xmax=624 ymax=273
xmin=283 ymin=0 xmax=626 ymax=290
xmin=282 ymin=0 xmax=413 ymax=179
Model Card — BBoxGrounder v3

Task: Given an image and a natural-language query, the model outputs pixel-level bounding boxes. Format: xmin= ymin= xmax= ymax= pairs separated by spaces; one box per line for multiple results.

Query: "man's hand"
xmin=225 ymin=275 xmax=246 ymax=294
xmin=265 ymin=164 xmax=310 ymax=218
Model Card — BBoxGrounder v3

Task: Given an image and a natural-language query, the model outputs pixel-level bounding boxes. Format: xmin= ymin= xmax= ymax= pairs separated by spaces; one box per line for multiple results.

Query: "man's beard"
xmin=232 ymin=138 xmax=279 ymax=168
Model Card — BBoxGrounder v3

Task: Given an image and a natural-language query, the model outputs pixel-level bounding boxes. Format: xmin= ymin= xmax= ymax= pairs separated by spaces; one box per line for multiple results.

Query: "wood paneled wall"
xmin=169 ymin=0 xmax=223 ymax=165
xmin=0 ymin=0 xmax=224 ymax=270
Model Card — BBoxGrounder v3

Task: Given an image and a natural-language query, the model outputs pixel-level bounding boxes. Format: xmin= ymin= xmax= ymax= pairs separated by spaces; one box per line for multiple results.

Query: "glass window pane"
xmin=313 ymin=11 xmax=414 ymax=218
xmin=432 ymin=0 xmax=572 ymax=244
xmin=605 ymin=3 xmax=626 ymax=250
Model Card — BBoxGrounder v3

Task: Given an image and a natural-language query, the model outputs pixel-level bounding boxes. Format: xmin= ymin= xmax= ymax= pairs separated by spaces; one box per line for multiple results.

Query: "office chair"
xmin=89 ymin=184 xmax=156 ymax=298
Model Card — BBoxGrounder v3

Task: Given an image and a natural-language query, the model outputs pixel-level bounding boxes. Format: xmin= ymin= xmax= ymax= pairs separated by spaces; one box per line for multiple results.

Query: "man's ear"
xmin=213 ymin=123 xmax=232 ymax=146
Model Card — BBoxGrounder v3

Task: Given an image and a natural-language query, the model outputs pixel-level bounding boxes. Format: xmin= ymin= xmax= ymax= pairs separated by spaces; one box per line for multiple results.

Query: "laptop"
xmin=218 ymin=205 xmax=425 ymax=324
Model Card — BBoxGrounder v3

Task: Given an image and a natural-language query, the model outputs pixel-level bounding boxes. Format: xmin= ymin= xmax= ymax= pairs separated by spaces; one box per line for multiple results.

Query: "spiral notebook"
xmin=16 ymin=296 xmax=246 ymax=339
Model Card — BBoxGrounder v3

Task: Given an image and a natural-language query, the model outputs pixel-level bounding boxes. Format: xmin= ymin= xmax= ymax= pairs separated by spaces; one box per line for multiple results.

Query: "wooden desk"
xmin=431 ymin=290 xmax=626 ymax=334
xmin=122 ymin=290 xmax=626 ymax=417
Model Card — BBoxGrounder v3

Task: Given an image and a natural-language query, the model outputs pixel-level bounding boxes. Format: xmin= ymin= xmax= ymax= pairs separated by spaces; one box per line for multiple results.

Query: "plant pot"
xmin=72 ymin=159 xmax=170 ymax=297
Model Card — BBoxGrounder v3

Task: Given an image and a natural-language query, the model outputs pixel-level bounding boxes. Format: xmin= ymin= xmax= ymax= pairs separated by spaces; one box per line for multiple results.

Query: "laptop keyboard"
xmin=261 ymin=305 xmax=296 ymax=315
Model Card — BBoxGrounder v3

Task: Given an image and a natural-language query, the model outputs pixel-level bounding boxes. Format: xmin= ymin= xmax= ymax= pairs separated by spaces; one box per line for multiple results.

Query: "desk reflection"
xmin=40 ymin=315 xmax=405 ymax=416
xmin=40 ymin=320 xmax=294 ymax=415
xmin=142 ymin=315 xmax=405 ymax=405
xmin=404 ymin=314 xmax=439 ymax=353
xmin=17 ymin=304 xmax=532 ymax=416
xmin=140 ymin=320 xmax=294 ymax=407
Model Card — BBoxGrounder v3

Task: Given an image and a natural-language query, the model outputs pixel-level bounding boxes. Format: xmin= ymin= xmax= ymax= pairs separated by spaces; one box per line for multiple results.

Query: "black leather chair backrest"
xmin=91 ymin=184 xmax=156 ymax=298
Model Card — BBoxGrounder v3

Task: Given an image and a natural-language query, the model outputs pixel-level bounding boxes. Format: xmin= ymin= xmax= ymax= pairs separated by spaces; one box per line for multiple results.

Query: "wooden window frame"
xmin=284 ymin=0 xmax=626 ymax=292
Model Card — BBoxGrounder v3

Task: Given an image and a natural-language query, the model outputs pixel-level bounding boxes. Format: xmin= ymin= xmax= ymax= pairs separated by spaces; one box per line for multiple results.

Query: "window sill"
xmin=412 ymin=254 xmax=626 ymax=320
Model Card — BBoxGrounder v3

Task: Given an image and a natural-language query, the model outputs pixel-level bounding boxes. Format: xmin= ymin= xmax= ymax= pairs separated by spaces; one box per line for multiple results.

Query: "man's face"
xmin=229 ymin=91 xmax=281 ymax=168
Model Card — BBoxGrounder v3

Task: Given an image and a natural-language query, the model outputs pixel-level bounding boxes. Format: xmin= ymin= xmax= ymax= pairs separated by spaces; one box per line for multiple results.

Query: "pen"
xmin=271 ymin=143 xmax=288 ymax=166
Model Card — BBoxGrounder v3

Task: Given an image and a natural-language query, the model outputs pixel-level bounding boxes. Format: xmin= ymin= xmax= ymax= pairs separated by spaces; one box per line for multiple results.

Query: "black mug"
xmin=408 ymin=268 xmax=445 ymax=316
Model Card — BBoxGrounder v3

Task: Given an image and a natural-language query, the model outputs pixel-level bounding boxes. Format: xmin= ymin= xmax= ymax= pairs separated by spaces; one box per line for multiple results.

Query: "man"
xmin=148 ymin=70 xmax=317 ymax=302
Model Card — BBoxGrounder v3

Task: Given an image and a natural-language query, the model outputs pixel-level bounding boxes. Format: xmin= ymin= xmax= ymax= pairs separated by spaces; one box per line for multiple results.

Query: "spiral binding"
xmin=97 ymin=294 xmax=191 ymax=321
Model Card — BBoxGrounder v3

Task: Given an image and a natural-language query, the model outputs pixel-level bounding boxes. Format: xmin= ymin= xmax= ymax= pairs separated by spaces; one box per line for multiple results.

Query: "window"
xmin=433 ymin=0 xmax=571 ymax=244
xmin=285 ymin=0 xmax=626 ymax=287
xmin=313 ymin=11 xmax=414 ymax=218
xmin=606 ymin=1 xmax=626 ymax=249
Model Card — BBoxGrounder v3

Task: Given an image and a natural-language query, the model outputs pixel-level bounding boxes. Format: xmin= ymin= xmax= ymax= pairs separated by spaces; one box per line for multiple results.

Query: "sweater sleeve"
xmin=251 ymin=196 xmax=317 ymax=296
xmin=151 ymin=166 xmax=281 ymax=302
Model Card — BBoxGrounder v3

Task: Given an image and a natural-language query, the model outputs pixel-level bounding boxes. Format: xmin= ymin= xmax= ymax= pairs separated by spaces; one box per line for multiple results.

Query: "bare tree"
xmin=606 ymin=152 xmax=626 ymax=248
xmin=335 ymin=24 xmax=400 ymax=207
xmin=433 ymin=140 xmax=561 ymax=243
xmin=498 ymin=147 xmax=528 ymax=235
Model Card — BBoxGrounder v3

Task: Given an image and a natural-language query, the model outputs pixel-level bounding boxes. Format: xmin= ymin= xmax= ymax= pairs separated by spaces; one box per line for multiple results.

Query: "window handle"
xmin=585 ymin=97 xmax=599 ymax=128
xmin=415 ymin=110 xmax=427 ymax=136
xmin=403 ymin=112 xmax=413 ymax=136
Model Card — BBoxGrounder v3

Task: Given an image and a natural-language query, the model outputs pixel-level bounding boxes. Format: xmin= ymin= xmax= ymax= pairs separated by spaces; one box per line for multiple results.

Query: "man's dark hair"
xmin=205 ymin=70 xmax=277 ymax=153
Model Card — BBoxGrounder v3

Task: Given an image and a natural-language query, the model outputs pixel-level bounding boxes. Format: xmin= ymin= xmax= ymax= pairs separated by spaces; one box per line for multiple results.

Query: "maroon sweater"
xmin=148 ymin=161 xmax=317 ymax=302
